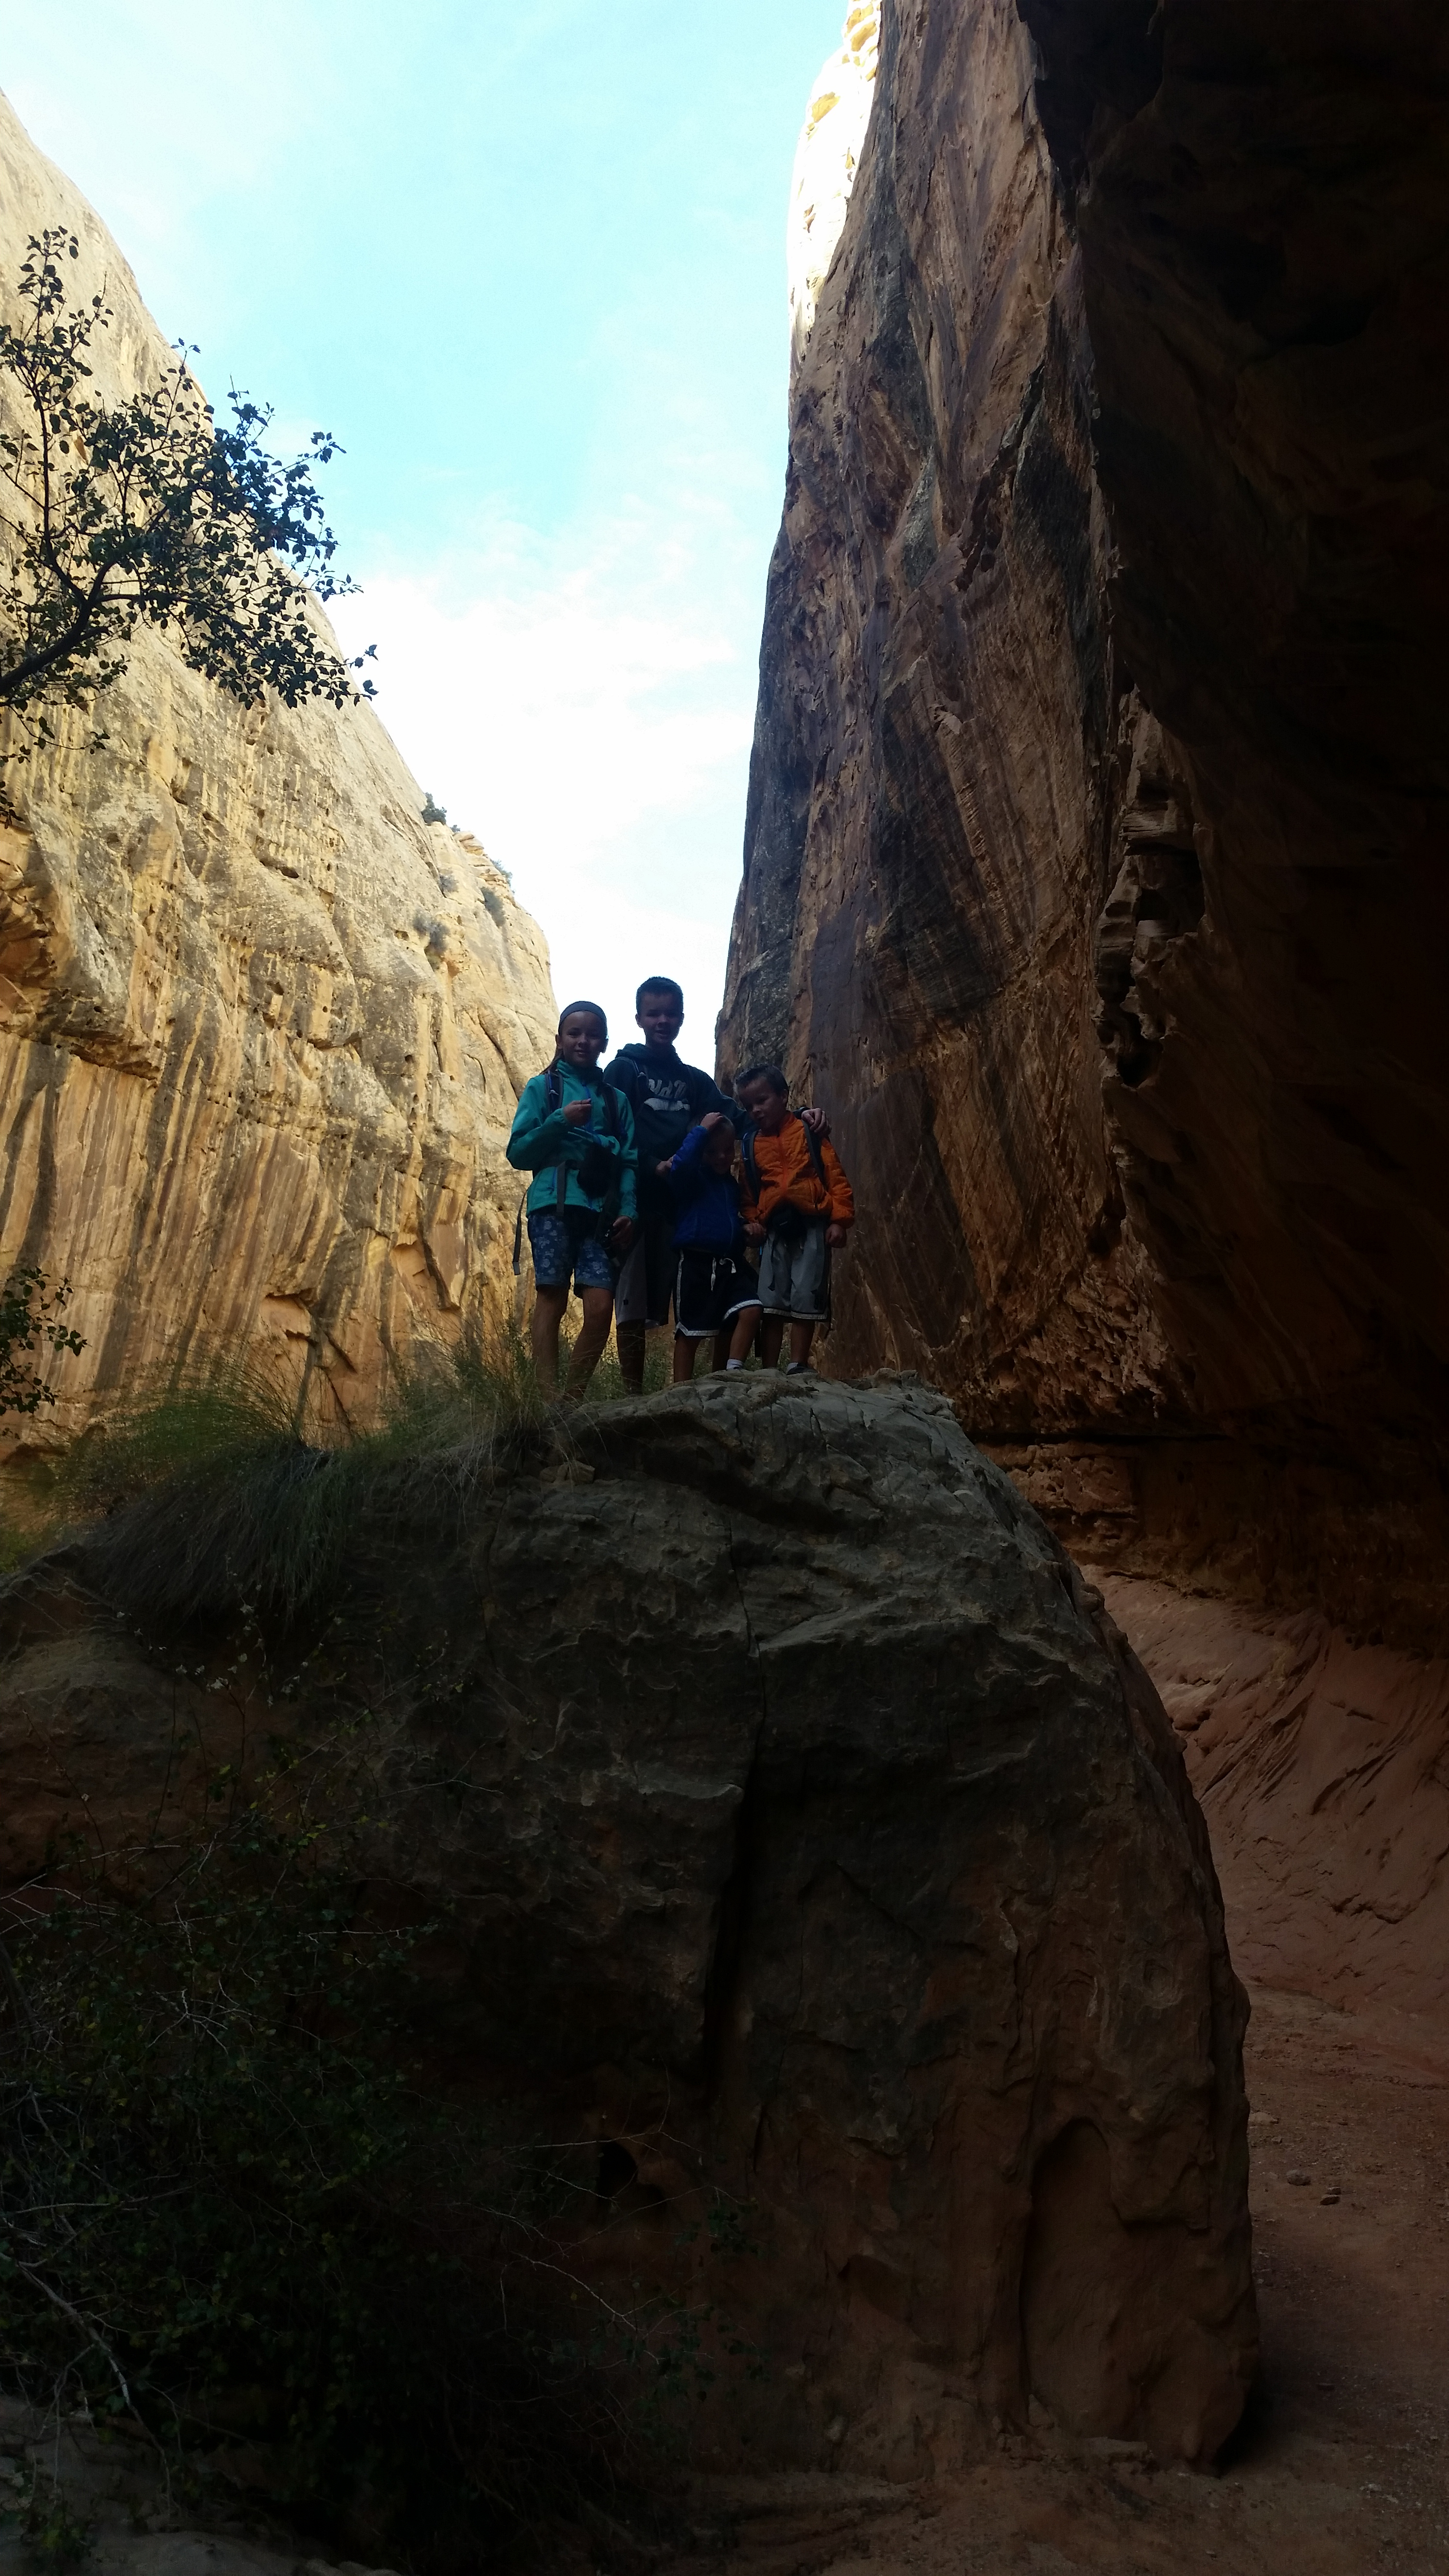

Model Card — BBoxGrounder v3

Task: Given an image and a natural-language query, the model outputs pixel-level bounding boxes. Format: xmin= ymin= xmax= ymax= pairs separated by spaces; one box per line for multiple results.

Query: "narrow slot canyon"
xmin=0 ymin=0 xmax=1445 ymax=2568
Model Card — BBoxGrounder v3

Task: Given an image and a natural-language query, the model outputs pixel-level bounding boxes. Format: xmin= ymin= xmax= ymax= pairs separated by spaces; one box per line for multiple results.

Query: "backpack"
xmin=739 ymin=1110 xmax=828 ymax=1240
xmin=512 ymin=1065 xmax=628 ymax=1273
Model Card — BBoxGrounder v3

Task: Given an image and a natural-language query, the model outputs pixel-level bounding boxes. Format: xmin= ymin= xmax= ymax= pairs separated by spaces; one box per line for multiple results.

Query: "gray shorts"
xmin=614 ymin=1210 xmax=676 ymax=1327
xmin=757 ymin=1218 xmax=831 ymax=1320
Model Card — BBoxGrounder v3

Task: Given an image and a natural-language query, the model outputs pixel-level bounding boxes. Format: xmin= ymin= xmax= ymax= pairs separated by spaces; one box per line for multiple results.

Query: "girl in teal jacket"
xmin=507 ymin=1000 xmax=638 ymax=1400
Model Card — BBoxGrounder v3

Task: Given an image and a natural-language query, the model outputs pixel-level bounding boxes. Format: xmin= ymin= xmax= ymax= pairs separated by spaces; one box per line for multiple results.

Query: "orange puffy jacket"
xmin=740 ymin=1113 xmax=854 ymax=1228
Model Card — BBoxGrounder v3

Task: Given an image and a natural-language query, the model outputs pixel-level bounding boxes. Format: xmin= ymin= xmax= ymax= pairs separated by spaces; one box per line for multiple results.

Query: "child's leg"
xmin=613 ymin=1227 xmax=648 ymax=1394
xmin=711 ymin=1326 xmax=732 ymax=1371
xmin=727 ymin=1304 xmax=762 ymax=1365
xmin=563 ymin=1286 xmax=615 ymax=1401
xmin=672 ymin=1333 xmax=699 ymax=1385
xmin=615 ymin=1319 xmax=646 ymax=1397
xmin=784 ymin=1229 xmax=826 ymax=1372
xmin=760 ymin=1315 xmax=787 ymax=1369
xmin=531 ymin=1284 xmax=571 ymax=1390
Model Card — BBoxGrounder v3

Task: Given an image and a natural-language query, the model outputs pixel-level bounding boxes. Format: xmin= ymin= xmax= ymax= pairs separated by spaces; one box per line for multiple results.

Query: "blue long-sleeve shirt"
xmin=666 ymin=1123 xmax=747 ymax=1252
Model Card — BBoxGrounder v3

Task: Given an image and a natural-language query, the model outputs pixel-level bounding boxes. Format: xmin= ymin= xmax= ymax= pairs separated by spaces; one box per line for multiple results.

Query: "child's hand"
xmin=562 ymin=1099 xmax=593 ymax=1127
xmin=609 ymin=1216 xmax=637 ymax=1251
xmin=744 ymin=1221 xmax=766 ymax=1245
xmin=655 ymin=1157 xmax=674 ymax=1177
xmin=825 ymin=1222 xmax=849 ymax=1249
xmin=800 ymin=1106 xmax=829 ymax=1136
xmin=699 ymin=1111 xmax=725 ymax=1130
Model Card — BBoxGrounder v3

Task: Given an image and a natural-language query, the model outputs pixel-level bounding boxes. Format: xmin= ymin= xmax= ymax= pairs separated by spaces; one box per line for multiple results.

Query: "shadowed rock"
xmin=720 ymin=0 xmax=1449 ymax=1650
xmin=0 ymin=1378 xmax=1256 ymax=2472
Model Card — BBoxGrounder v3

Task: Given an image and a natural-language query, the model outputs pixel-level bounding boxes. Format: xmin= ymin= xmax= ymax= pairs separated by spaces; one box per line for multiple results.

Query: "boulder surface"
xmin=0 ymin=1378 xmax=1256 ymax=2470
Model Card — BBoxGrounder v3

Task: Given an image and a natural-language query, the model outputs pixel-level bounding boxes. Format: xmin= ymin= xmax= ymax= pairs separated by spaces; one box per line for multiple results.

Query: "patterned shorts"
xmin=527 ymin=1208 xmax=619 ymax=1295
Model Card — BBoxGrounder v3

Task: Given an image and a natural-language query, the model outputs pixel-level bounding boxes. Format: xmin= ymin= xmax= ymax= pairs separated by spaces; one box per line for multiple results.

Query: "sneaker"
xmin=785 ymin=1360 xmax=814 ymax=1375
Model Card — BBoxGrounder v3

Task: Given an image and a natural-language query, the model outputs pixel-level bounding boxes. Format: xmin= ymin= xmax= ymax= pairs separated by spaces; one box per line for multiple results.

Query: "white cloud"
xmin=330 ymin=499 xmax=760 ymax=1063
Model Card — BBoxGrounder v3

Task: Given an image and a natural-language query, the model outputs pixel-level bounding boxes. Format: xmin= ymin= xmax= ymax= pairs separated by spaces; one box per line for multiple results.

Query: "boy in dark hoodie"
xmin=606 ymin=976 xmax=830 ymax=1394
xmin=660 ymin=1112 xmax=761 ymax=1383
xmin=604 ymin=978 xmax=733 ymax=1393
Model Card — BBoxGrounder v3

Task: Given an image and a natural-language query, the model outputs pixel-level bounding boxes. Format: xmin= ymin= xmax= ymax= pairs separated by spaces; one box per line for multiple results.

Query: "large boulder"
xmin=0 ymin=1377 xmax=1255 ymax=2471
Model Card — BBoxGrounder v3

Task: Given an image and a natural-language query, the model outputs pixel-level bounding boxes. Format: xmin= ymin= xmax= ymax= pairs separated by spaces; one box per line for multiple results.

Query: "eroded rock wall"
xmin=0 ymin=96 xmax=556 ymax=1434
xmin=720 ymin=1 xmax=1449 ymax=1644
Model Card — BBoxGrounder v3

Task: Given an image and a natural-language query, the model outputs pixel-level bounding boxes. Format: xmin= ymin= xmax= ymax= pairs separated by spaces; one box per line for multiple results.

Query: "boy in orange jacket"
xmin=734 ymin=1063 xmax=854 ymax=1374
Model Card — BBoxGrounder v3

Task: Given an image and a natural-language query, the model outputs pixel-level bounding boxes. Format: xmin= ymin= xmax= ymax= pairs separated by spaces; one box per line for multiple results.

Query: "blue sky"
xmin=4 ymin=0 xmax=846 ymax=1056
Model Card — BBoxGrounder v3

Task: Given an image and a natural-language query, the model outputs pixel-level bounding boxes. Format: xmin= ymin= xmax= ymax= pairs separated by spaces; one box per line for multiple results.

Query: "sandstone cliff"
xmin=0 ymin=95 xmax=556 ymax=1437
xmin=720 ymin=1 xmax=1449 ymax=1647
xmin=0 ymin=1377 xmax=1256 ymax=2469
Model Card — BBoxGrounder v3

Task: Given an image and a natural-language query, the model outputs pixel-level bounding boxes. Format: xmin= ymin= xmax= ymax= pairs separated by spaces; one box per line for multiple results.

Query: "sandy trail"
xmin=659 ymin=1991 xmax=1449 ymax=2576
xmin=660 ymin=1577 xmax=1449 ymax=2576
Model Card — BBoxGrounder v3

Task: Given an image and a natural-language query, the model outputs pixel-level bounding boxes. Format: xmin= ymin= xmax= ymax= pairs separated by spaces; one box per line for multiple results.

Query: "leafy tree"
xmin=0 ymin=229 xmax=376 ymax=758
xmin=0 ymin=1265 xmax=84 ymax=1416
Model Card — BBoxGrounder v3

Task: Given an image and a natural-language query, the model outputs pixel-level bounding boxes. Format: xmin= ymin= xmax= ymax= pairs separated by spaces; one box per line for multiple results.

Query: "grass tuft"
xmin=2 ymin=1318 xmax=678 ymax=1626
xmin=60 ymin=1333 xmax=545 ymax=1628
xmin=43 ymin=1319 xmax=679 ymax=1629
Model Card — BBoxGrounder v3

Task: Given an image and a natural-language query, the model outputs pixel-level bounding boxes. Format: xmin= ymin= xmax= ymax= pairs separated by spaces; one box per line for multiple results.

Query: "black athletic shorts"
xmin=674 ymin=1246 xmax=763 ymax=1340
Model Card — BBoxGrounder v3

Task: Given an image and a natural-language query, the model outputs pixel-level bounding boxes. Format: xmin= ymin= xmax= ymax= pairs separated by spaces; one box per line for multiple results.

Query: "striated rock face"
xmin=787 ymin=5 xmax=881 ymax=367
xmin=720 ymin=2 xmax=1449 ymax=1644
xmin=0 ymin=1379 xmax=1256 ymax=2468
xmin=0 ymin=96 xmax=556 ymax=1435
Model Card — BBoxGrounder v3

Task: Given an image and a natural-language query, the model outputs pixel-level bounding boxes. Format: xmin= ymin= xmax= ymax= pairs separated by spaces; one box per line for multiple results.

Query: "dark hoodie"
xmin=602 ymin=1043 xmax=731 ymax=1218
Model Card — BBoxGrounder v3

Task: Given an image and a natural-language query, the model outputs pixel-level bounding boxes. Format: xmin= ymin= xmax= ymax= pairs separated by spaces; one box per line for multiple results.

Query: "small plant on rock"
xmin=0 ymin=1268 xmax=84 ymax=1419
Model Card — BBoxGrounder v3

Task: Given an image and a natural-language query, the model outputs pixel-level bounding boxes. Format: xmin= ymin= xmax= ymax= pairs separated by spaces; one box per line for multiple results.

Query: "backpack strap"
xmin=740 ymin=1124 xmax=760 ymax=1201
xmin=546 ymin=1062 xmax=569 ymax=1211
xmin=793 ymin=1108 xmax=828 ymax=1194
xmin=685 ymin=1063 xmax=720 ymax=1120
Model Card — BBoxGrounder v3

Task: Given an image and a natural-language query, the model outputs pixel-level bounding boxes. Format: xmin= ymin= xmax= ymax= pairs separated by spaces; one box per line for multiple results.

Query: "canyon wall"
xmin=0 ymin=96 xmax=556 ymax=1438
xmin=720 ymin=0 xmax=1449 ymax=1646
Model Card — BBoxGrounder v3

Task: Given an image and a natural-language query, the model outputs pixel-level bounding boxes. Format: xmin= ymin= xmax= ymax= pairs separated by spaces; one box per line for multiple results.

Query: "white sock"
xmin=726 ymin=1357 xmax=745 ymax=1370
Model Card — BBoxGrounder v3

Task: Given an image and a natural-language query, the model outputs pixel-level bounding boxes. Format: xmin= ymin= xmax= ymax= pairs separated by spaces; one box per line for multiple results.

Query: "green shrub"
xmin=0 ymin=1766 xmax=650 ymax=2567
xmin=0 ymin=1267 xmax=85 ymax=1420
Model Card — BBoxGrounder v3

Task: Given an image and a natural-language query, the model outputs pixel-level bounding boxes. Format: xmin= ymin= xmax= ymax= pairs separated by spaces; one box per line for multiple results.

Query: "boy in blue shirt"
xmin=660 ymin=1112 xmax=762 ymax=1384
xmin=506 ymin=1000 xmax=637 ymax=1400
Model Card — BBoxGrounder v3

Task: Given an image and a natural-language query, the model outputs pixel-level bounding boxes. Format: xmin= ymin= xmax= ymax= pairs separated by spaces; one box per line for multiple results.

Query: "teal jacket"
xmin=506 ymin=1062 xmax=639 ymax=1223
